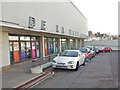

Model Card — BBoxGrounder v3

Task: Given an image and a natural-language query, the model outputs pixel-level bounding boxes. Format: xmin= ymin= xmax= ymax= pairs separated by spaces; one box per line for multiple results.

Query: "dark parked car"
xmin=95 ymin=47 xmax=100 ymax=54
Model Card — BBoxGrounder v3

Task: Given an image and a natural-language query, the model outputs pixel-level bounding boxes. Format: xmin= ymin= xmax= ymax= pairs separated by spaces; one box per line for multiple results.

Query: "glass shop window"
xmin=9 ymin=36 xmax=19 ymax=40
xmin=48 ymin=38 xmax=53 ymax=42
xmin=31 ymin=37 xmax=37 ymax=41
xmin=20 ymin=36 xmax=30 ymax=41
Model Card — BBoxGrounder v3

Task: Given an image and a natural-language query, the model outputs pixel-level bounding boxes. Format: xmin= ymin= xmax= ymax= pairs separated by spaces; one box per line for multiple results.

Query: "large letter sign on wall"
xmin=56 ymin=25 xmax=59 ymax=32
xmin=28 ymin=16 xmax=36 ymax=28
xmin=41 ymin=20 xmax=46 ymax=30
xmin=61 ymin=27 xmax=64 ymax=33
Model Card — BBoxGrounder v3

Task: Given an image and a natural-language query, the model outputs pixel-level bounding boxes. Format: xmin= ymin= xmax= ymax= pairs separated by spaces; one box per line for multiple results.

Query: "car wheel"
xmin=85 ymin=58 xmax=88 ymax=62
xmin=74 ymin=62 xmax=79 ymax=71
xmin=90 ymin=58 xmax=92 ymax=60
xmin=92 ymin=55 xmax=94 ymax=58
xmin=82 ymin=61 xmax=86 ymax=66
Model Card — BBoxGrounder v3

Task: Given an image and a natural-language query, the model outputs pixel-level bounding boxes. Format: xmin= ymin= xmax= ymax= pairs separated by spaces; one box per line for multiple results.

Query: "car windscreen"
xmin=59 ymin=51 xmax=78 ymax=57
xmin=86 ymin=47 xmax=92 ymax=50
xmin=102 ymin=47 xmax=105 ymax=49
xmin=79 ymin=49 xmax=87 ymax=53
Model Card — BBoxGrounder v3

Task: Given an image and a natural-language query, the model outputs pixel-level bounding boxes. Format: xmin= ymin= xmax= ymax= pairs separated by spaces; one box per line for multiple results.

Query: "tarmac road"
xmin=34 ymin=52 xmax=118 ymax=88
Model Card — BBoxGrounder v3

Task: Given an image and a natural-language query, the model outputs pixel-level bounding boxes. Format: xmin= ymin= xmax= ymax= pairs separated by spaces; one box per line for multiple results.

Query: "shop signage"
xmin=41 ymin=20 xmax=46 ymax=30
xmin=56 ymin=25 xmax=64 ymax=33
xmin=80 ymin=33 xmax=88 ymax=38
xmin=28 ymin=16 xmax=87 ymax=38
xmin=28 ymin=16 xmax=46 ymax=30
xmin=28 ymin=16 xmax=36 ymax=28
xmin=69 ymin=29 xmax=79 ymax=36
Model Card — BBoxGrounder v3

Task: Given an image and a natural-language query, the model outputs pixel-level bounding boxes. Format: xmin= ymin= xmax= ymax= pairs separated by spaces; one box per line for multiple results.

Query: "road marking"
xmin=14 ymin=72 xmax=54 ymax=89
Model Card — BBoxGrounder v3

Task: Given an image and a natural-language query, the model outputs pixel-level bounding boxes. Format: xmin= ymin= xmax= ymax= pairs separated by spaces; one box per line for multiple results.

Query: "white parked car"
xmin=51 ymin=50 xmax=85 ymax=71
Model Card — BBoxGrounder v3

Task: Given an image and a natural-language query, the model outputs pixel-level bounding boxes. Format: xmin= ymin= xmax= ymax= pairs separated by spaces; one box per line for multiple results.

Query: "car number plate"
xmin=57 ymin=64 xmax=64 ymax=66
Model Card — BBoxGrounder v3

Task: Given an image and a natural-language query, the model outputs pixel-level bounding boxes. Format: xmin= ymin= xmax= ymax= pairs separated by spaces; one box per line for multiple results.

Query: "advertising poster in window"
xmin=26 ymin=42 xmax=31 ymax=59
xmin=13 ymin=42 xmax=20 ymax=62
xmin=44 ymin=41 xmax=48 ymax=55
xmin=53 ymin=42 xmax=57 ymax=53
xmin=48 ymin=42 xmax=51 ymax=55
xmin=36 ymin=42 xmax=40 ymax=58
xmin=32 ymin=42 xmax=36 ymax=58
xmin=56 ymin=42 xmax=58 ymax=53
xmin=21 ymin=42 xmax=26 ymax=60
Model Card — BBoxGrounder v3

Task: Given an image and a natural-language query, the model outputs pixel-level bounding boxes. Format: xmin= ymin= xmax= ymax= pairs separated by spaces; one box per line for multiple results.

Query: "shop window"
xmin=61 ymin=42 xmax=67 ymax=51
xmin=53 ymin=38 xmax=56 ymax=41
xmin=44 ymin=37 xmax=58 ymax=55
xmin=9 ymin=36 xmax=19 ymax=40
xmin=21 ymin=42 xmax=26 ymax=60
xmin=9 ymin=35 xmax=40 ymax=64
xmin=44 ymin=37 xmax=48 ymax=41
xmin=32 ymin=42 xmax=36 ymax=58
xmin=70 ymin=41 xmax=74 ymax=49
xmin=45 ymin=41 xmax=48 ymax=55
xmin=20 ymin=36 xmax=30 ymax=41
xmin=13 ymin=42 xmax=20 ymax=62
xmin=9 ymin=42 xmax=14 ymax=64
xmin=61 ymin=38 xmax=67 ymax=51
xmin=70 ymin=39 xmax=73 ymax=42
xmin=31 ymin=37 xmax=37 ymax=41
xmin=61 ymin=39 xmax=66 ymax=42
xmin=36 ymin=42 xmax=40 ymax=58
xmin=48 ymin=38 xmax=53 ymax=42
xmin=48 ymin=42 xmax=52 ymax=54
xmin=26 ymin=42 xmax=31 ymax=59
xmin=53 ymin=41 xmax=58 ymax=53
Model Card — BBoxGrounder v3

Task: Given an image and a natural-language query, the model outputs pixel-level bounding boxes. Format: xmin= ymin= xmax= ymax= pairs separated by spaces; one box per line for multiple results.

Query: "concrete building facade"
xmin=0 ymin=0 xmax=88 ymax=67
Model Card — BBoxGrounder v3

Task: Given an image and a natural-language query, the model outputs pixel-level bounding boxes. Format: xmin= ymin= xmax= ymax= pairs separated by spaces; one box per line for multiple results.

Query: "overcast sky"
xmin=71 ymin=0 xmax=119 ymax=35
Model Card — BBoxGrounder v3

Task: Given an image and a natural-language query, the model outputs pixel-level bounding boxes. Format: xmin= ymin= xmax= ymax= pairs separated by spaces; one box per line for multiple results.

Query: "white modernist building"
xmin=0 ymin=0 xmax=88 ymax=68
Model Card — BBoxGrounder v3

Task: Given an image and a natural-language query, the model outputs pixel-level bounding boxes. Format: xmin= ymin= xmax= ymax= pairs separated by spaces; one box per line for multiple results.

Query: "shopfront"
xmin=44 ymin=37 xmax=58 ymax=56
xmin=9 ymin=34 xmax=40 ymax=64
xmin=1 ymin=1 xmax=88 ymax=68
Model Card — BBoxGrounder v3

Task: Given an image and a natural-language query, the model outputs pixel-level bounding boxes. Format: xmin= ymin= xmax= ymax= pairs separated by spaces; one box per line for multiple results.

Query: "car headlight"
xmin=52 ymin=60 xmax=56 ymax=63
xmin=68 ymin=61 xmax=74 ymax=64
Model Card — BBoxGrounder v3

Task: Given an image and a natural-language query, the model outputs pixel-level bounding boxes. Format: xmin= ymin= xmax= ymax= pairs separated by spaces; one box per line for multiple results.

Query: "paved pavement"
xmin=34 ymin=52 xmax=118 ymax=88
xmin=2 ymin=59 xmax=51 ymax=88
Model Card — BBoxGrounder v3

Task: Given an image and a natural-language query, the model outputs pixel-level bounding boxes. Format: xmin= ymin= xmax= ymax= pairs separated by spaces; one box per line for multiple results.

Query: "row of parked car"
xmin=51 ymin=46 xmax=112 ymax=71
